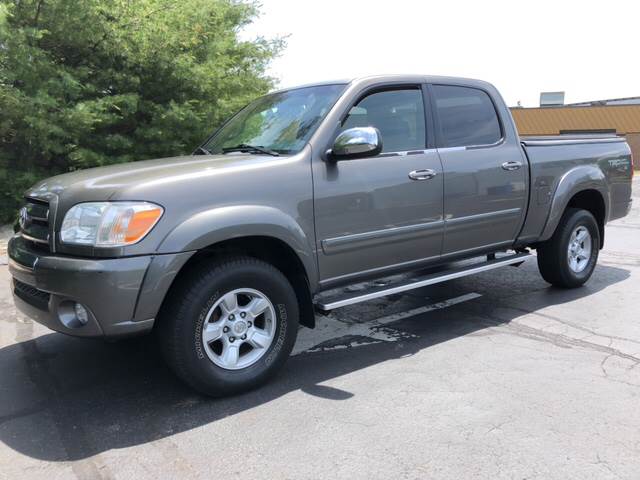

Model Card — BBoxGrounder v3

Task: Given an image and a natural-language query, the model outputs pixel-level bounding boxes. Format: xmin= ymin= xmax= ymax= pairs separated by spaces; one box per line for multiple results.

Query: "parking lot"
xmin=0 ymin=178 xmax=638 ymax=480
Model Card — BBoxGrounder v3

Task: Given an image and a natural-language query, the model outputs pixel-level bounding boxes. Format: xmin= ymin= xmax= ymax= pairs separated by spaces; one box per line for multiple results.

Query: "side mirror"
xmin=327 ymin=127 xmax=382 ymax=161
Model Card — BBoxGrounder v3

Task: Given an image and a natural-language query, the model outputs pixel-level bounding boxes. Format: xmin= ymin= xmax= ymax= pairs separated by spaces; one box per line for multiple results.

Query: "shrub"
xmin=0 ymin=0 xmax=282 ymax=222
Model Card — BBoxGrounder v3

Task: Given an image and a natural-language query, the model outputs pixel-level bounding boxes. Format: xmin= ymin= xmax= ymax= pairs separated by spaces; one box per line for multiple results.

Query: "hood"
xmin=27 ymin=153 xmax=282 ymax=202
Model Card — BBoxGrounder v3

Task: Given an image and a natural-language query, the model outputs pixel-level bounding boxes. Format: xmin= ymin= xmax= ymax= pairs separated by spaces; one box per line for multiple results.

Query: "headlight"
xmin=60 ymin=202 xmax=164 ymax=247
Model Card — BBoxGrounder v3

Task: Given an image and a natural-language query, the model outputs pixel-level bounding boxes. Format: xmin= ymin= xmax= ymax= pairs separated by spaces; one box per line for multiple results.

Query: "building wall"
xmin=624 ymin=133 xmax=640 ymax=169
xmin=511 ymin=105 xmax=640 ymax=136
xmin=511 ymin=105 xmax=640 ymax=169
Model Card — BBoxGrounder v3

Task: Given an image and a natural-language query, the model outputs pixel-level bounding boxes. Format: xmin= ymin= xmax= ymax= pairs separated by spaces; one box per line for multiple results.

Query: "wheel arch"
xmin=565 ymin=190 xmax=606 ymax=248
xmin=158 ymin=205 xmax=317 ymax=280
xmin=157 ymin=235 xmax=316 ymax=329
xmin=540 ymin=166 xmax=609 ymax=248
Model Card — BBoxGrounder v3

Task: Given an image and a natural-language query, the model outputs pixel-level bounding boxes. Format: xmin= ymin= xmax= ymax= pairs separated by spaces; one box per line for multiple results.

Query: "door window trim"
xmin=427 ymin=83 xmax=505 ymax=150
xmin=329 ymin=83 xmax=434 ymax=156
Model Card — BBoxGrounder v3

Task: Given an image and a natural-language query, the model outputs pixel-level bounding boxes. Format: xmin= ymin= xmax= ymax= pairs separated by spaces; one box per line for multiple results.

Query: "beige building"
xmin=511 ymin=98 xmax=640 ymax=169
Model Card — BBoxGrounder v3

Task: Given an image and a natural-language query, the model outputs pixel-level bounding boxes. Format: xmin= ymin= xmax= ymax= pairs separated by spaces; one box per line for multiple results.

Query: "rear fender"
xmin=540 ymin=165 xmax=609 ymax=241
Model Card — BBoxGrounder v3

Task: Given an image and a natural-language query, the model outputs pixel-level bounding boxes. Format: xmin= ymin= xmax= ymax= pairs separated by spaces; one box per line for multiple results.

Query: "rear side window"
xmin=432 ymin=85 xmax=501 ymax=148
xmin=341 ymin=89 xmax=426 ymax=153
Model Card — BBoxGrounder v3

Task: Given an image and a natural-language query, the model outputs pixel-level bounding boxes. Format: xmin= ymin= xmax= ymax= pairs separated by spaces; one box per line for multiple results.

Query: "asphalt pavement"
xmin=1 ymin=178 xmax=639 ymax=480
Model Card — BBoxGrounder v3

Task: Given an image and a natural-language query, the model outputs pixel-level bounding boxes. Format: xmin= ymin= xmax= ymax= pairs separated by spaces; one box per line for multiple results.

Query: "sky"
xmin=241 ymin=0 xmax=640 ymax=107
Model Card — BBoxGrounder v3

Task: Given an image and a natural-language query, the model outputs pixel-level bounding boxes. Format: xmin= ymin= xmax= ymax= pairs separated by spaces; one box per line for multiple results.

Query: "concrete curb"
xmin=0 ymin=224 xmax=11 ymax=266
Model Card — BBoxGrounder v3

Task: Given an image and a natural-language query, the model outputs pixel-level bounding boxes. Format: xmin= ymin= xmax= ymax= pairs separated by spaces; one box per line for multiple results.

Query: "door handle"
xmin=501 ymin=161 xmax=522 ymax=171
xmin=408 ymin=169 xmax=437 ymax=181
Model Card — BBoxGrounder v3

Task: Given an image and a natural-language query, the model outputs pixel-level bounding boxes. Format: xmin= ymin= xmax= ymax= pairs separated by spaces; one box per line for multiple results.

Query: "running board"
xmin=315 ymin=252 xmax=531 ymax=311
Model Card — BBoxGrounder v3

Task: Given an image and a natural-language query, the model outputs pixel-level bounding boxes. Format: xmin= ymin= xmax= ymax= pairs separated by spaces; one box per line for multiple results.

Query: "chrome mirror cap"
xmin=328 ymin=127 xmax=382 ymax=161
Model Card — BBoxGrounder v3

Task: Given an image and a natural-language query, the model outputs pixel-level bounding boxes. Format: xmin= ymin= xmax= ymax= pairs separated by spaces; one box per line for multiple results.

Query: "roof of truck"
xmin=270 ymin=74 xmax=495 ymax=93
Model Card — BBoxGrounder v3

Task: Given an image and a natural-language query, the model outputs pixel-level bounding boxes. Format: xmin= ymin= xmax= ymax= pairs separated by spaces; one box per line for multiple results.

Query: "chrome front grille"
xmin=18 ymin=198 xmax=51 ymax=252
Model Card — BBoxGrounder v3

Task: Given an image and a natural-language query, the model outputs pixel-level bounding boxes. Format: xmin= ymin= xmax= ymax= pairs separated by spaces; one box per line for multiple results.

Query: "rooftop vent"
xmin=540 ymin=91 xmax=565 ymax=107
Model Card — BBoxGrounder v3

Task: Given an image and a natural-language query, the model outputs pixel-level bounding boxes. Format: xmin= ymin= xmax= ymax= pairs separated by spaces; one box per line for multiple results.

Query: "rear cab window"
xmin=432 ymin=85 xmax=502 ymax=148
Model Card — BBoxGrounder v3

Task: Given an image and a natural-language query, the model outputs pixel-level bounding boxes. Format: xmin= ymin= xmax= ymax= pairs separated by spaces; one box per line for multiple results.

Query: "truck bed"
xmin=516 ymin=134 xmax=633 ymax=246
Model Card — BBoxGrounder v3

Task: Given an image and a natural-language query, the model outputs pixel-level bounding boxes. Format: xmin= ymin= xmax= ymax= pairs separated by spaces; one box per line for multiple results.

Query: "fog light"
xmin=74 ymin=303 xmax=89 ymax=325
xmin=58 ymin=300 xmax=91 ymax=329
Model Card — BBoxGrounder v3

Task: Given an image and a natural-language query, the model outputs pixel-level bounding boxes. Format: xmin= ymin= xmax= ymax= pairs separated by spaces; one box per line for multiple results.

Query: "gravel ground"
xmin=0 ymin=178 xmax=638 ymax=480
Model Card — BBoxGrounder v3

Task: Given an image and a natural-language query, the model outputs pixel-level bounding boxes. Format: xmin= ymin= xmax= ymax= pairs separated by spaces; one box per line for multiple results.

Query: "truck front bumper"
xmin=8 ymin=236 xmax=193 ymax=338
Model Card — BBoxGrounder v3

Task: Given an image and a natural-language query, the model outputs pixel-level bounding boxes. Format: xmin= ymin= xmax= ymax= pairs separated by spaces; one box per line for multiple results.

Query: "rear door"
xmin=312 ymin=85 xmax=444 ymax=285
xmin=430 ymin=84 xmax=527 ymax=256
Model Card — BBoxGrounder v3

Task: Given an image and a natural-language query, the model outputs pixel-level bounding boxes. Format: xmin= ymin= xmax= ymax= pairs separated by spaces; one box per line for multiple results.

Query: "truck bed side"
xmin=516 ymin=135 xmax=633 ymax=247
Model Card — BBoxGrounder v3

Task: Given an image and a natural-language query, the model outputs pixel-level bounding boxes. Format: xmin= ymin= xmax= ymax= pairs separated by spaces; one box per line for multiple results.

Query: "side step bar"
xmin=315 ymin=252 xmax=530 ymax=311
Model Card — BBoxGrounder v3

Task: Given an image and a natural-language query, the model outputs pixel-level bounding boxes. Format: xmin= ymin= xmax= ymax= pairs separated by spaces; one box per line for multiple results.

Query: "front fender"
xmin=156 ymin=205 xmax=318 ymax=286
xmin=540 ymin=165 xmax=610 ymax=241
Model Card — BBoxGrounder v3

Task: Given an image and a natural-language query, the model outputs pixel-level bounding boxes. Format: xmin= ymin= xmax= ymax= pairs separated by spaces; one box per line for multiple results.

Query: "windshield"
xmin=203 ymin=84 xmax=346 ymax=155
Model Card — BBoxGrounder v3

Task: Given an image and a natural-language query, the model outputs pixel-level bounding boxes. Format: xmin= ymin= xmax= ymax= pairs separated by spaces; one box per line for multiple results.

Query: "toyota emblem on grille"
xmin=18 ymin=207 xmax=30 ymax=230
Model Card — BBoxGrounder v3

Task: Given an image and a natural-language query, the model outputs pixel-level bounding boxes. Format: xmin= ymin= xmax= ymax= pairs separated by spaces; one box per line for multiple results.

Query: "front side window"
xmin=432 ymin=85 xmax=502 ymax=148
xmin=340 ymin=89 xmax=426 ymax=153
xmin=204 ymin=84 xmax=346 ymax=155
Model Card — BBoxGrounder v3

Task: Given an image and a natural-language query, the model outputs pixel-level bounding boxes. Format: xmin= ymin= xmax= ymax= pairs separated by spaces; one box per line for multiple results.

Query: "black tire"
xmin=158 ymin=256 xmax=299 ymax=396
xmin=537 ymin=208 xmax=600 ymax=288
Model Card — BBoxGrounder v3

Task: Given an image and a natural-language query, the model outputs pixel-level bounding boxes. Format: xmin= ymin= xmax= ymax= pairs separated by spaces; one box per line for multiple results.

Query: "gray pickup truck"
xmin=8 ymin=75 xmax=633 ymax=395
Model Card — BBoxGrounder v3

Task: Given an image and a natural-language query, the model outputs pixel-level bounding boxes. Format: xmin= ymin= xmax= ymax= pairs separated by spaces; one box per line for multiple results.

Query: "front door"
xmin=313 ymin=86 xmax=444 ymax=286
xmin=430 ymin=84 xmax=527 ymax=256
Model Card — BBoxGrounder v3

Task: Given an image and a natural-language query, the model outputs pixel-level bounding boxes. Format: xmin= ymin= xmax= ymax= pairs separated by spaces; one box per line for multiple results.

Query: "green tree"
xmin=0 ymin=0 xmax=282 ymax=223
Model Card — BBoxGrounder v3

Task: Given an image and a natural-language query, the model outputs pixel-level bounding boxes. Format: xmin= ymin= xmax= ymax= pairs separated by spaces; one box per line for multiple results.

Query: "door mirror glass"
xmin=329 ymin=127 xmax=382 ymax=161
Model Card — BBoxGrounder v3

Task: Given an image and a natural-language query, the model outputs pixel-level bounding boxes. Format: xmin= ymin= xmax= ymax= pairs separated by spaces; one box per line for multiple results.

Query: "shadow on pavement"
xmin=0 ymin=263 xmax=629 ymax=461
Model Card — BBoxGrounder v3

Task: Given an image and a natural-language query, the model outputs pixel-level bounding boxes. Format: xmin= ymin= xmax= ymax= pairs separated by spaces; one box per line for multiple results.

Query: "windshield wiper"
xmin=193 ymin=146 xmax=212 ymax=155
xmin=222 ymin=144 xmax=280 ymax=157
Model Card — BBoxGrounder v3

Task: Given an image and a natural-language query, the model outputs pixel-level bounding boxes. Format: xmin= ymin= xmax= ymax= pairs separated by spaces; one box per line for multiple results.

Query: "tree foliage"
xmin=0 ymin=0 xmax=282 ymax=222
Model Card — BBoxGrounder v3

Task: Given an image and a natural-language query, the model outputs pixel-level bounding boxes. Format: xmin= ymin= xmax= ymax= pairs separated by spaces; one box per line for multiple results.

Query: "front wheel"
xmin=537 ymin=208 xmax=600 ymax=288
xmin=158 ymin=256 xmax=299 ymax=396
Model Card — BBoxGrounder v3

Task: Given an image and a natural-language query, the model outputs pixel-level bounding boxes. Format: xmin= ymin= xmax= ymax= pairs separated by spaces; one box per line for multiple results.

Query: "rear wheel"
xmin=537 ymin=208 xmax=600 ymax=288
xmin=159 ymin=256 xmax=299 ymax=396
